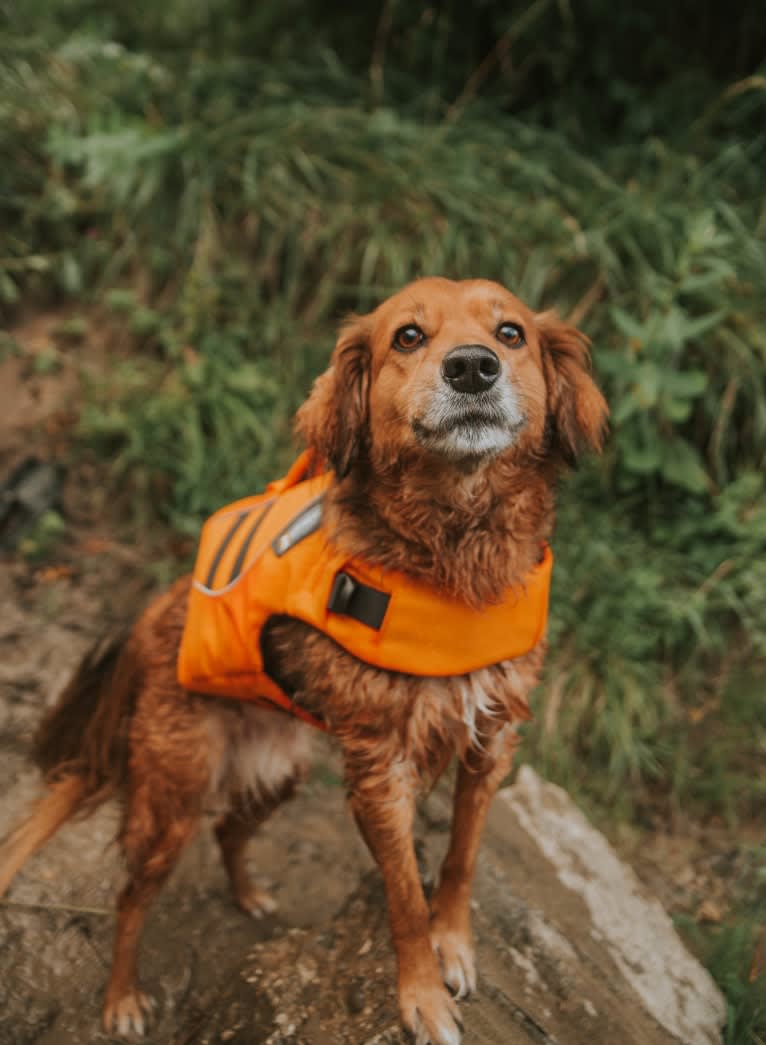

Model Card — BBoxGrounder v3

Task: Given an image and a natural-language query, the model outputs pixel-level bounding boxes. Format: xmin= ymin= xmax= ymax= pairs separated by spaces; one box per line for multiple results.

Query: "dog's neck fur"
xmin=324 ymin=451 xmax=556 ymax=607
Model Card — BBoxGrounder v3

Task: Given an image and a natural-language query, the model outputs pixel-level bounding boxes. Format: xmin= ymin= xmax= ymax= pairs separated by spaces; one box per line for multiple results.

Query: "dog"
xmin=0 ymin=277 xmax=607 ymax=1045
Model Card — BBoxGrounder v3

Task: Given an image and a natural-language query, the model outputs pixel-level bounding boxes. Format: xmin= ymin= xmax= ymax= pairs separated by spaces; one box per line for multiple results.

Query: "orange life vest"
xmin=177 ymin=452 xmax=553 ymax=730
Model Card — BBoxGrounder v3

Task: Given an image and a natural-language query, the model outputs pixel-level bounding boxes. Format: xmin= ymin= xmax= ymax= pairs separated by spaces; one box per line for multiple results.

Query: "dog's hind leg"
xmin=103 ymin=785 xmax=202 ymax=1037
xmin=215 ymin=777 xmax=298 ymax=917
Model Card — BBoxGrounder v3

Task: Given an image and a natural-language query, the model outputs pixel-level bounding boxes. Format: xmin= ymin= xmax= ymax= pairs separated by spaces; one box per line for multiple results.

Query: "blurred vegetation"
xmin=1 ymin=2 xmax=765 ymax=1035
xmin=2 ymin=0 xmax=764 ymax=838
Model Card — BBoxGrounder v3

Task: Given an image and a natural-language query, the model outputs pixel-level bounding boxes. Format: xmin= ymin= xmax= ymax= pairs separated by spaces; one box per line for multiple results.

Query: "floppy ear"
xmin=537 ymin=312 xmax=609 ymax=466
xmin=294 ymin=315 xmax=371 ymax=478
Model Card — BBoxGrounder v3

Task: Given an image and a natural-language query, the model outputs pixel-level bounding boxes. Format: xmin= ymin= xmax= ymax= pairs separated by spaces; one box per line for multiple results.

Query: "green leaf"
xmin=634 ymin=363 xmax=660 ymax=407
xmin=59 ymin=254 xmax=82 ymax=294
xmin=621 ymin=440 xmax=662 ymax=475
xmin=663 ymin=370 xmax=708 ymax=399
xmin=661 ymin=440 xmax=710 ymax=493
xmin=612 ymin=394 xmax=640 ymax=425
xmin=681 ymin=310 xmax=726 ymax=341
xmin=0 ymin=272 xmax=19 ymax=304
xmin=610 ymin=306 xmax=645 ymax=341
xmin=662 ymin=397 xmax=694 ymax=423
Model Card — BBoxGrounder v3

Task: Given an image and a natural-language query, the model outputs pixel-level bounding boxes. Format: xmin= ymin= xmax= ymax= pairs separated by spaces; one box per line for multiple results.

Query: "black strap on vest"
xmin=327 ymin=571 xmax=391 ymax=630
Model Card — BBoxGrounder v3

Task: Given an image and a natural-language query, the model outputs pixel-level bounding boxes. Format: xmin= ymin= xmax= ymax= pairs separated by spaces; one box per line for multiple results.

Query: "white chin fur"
xmin=423 ymin=423 xmax=517 ymax=459
xmin=414 ymin=382 xmax=525 ymax=460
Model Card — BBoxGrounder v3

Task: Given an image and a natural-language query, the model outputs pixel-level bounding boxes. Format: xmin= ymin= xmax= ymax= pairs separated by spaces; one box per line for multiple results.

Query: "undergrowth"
xmin=3 ymin=0 xmax=764 ymax=821
xmin=677 ymin=880 xmax=766 ymax=1045
xmin=2 ymin=4 xmax=765 ymax=1035
xmin=3 ymin=0 xmax=764 ymax=829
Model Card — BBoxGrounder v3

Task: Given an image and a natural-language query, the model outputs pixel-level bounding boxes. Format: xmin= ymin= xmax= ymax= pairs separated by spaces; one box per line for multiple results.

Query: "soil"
xmin=0 ymin=312 xmax=744 ymax=1044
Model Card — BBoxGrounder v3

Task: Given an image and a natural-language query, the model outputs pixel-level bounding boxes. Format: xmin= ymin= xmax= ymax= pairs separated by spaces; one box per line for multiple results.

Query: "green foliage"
xmin=676 ymin=906 xmax=766 ymax=1045
xmin=2 ymin=1 xmax=764 ymax=812
xmin=81 ymin=330 xmax=293 ymax=535
xmin=3 ymin=3 xmax=765 ymax=1028
xmin=525 ymin=487 xmax=766 ymax=820
xmin=16 ymin=510 xmax=67 ymax=562
xmin=54 ymin=315 xmax=88 ymax=344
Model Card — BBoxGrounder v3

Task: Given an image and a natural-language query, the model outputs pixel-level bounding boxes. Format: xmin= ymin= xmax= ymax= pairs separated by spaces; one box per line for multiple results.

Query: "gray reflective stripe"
xmin=205 ymin=509 xmax=250 ymax=588
xmin=227 ymin=499 xmax=275 ymax=582
xmin=272 ymin=496 xmax=324 ymax=557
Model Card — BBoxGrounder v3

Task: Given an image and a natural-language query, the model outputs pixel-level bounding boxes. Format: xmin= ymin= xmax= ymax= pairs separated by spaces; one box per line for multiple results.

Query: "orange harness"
xmin=177 ymin=453 xmax=553 ymax=730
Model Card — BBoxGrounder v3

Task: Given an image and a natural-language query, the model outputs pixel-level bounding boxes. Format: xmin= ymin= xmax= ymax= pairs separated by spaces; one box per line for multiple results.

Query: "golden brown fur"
xmin=0 ymin=277 xmax=607 ymax=1045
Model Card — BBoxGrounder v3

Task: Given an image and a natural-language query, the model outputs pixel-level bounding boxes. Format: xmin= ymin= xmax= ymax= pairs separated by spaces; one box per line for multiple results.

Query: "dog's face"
xmin=298 ymin=277 xmax=608 ymax=476
xmin=367 ymin=279 xmax=546 ymax=463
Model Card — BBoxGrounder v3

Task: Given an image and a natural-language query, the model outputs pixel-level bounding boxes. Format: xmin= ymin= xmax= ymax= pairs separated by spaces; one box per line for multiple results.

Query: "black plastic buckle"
xmin=327 ymin=571 xmax=390 ymax=630
xmin=328 ymin=571 xmax=357 ymax=614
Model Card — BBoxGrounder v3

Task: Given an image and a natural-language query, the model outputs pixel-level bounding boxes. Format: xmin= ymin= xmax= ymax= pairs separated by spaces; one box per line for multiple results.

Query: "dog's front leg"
xmin=348 ymin=763 xmax=462 ymax=1045
xmin=429 ymin=725 xmax=520 ymax=999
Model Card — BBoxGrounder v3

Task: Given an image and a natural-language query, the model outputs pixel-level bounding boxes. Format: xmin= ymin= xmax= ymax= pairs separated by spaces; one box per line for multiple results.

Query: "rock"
xmin=0 ymin=458 xmax=63 ymax=549
xmin=493 ymin=767 xmax=726 ymax=1045
xmin=345 ymin=978 xmax=366 ymax=1014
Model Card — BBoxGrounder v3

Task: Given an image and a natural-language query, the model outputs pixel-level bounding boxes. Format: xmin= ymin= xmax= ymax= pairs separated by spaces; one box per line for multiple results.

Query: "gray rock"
xmin=492 ymin=767 xmax=726 ymax=1045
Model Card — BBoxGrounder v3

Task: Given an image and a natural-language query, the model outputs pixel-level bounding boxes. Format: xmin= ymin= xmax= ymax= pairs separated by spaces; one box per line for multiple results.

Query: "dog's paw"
xmin=236 ymin=884 xmax=278 ymax=918
xmin=400 ymin=978 xmax=462 ymax=1045
xmin=102 ymin=988 xmax=155 ymax=1037
xmin=430 ymin=923 xmax=476 ymax=999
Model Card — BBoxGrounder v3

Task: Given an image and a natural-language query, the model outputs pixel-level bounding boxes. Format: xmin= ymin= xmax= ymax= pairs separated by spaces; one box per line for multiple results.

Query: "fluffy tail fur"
xmin=0 ymin=630 xmax=136 ymax=899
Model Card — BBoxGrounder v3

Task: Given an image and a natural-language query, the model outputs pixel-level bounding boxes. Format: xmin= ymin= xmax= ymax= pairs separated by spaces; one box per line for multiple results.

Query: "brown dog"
xmin=0 ymin=278 xmax=607 ymax=1044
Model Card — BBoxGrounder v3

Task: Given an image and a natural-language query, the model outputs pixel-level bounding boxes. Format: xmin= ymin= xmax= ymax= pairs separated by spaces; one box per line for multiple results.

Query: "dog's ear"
xmin=537 ymin=312 xmax=609 ymax=466
xmin=295 ymin=315 xmax=371 ymax=478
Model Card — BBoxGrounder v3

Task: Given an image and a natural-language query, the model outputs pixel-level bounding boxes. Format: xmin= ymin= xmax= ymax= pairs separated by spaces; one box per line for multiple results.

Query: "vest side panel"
xmin=177 ymin=475 xmax=331 ymax=700
xmin=318 ymin=547 xmax=553 ymax=676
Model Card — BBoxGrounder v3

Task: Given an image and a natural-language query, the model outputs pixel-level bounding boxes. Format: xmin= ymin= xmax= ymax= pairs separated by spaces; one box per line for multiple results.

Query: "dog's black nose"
xmin=441 ymin=344 xmax=500 ymax=394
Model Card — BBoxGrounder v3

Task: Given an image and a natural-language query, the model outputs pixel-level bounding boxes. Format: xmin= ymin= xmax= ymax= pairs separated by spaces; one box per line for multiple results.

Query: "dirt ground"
xmin=0 ymin=554 xmax=645 ymax=1045
xmin=0 ymin=558 xmax=729 ymax=1045
xmin=0 ymin=312 xmax=742 ymax=1044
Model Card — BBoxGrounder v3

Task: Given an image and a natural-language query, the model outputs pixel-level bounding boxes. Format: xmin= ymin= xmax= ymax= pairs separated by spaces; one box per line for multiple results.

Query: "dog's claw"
xmin=431 ymin=923 xmax=477 ymax=1000
xmin=401 ymin=979 xmax=462 ymax=1045
xmin=237 ymin=885 xmax=278 ymax=918
xmin=103 ymin=989 xmax=154 ymax=1038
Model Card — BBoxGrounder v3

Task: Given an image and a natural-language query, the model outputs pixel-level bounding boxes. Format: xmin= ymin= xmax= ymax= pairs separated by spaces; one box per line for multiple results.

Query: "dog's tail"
xmin=0 ymin=629 xmax=136 ymax=899
xmin=0 ymin=774 xmax=89 ymax=898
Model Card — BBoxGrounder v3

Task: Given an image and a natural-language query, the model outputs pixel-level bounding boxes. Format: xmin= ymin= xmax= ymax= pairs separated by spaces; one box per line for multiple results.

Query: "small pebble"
xmin=346 ymin=979 xmax=366 ymax=1014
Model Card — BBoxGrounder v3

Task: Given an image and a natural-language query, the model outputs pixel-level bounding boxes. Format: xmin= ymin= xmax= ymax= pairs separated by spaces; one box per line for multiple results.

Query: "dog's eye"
xmin=496 ymin=322 xmax=525 ymax=348
xmin=393 ymin=325 xmax=426 ymax=352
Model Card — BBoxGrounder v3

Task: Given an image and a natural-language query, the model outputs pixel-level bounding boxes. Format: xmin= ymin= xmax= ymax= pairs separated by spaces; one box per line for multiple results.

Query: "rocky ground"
xmin=0 ymin=573 xmax=726 ymax=1045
